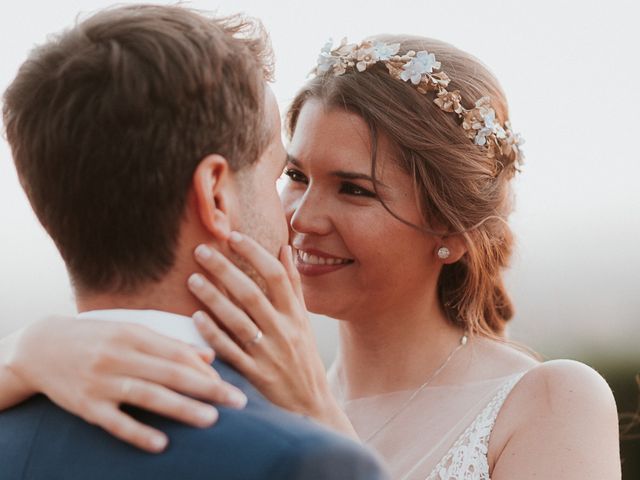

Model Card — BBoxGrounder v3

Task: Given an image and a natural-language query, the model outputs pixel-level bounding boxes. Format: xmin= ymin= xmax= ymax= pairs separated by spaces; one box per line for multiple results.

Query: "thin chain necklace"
xmin=351 ymin=332 xmax=469 ymax=444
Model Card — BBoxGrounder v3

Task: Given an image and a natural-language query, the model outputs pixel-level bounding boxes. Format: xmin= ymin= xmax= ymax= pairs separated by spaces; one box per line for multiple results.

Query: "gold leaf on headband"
xmin=434 ymin=90 xmax=463 ymax=114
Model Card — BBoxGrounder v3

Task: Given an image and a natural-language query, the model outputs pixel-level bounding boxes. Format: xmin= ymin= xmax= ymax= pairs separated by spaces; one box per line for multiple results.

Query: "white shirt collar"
xmin=77 ymin=309 xmax=209 ymax=349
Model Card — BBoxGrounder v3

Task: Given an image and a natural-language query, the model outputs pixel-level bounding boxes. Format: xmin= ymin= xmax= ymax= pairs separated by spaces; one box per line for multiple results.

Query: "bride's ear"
xmin=192 ymin=154 xmax=232 ymax=241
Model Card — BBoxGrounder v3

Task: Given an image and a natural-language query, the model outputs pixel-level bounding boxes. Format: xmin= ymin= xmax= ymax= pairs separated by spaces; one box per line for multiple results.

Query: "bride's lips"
xmin=293 ymin=247 xmax=354 ymax=277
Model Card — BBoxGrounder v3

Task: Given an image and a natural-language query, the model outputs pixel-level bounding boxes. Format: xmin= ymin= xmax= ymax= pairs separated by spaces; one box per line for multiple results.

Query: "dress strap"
xmin=424 ymin=372 xmax=527 ymax=480
xmin=481 ymin=371 xmax=527 ymax=430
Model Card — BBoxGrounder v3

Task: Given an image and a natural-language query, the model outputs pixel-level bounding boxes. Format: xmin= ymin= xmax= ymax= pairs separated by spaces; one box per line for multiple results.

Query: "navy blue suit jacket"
xmin=0 ymin=360 xmax=387 ymax=479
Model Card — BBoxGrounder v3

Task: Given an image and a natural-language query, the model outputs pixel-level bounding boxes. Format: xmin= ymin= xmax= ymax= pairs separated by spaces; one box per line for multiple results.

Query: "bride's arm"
xmin=0 ymin=316 xmax=248 ymax=452
xmin=187 ymin=233 xmax=359 ymax=440
xmin=490 ymin=360 xmax=621 ymax=480
xmin=0 ymin=329 xmax=34 ymax=409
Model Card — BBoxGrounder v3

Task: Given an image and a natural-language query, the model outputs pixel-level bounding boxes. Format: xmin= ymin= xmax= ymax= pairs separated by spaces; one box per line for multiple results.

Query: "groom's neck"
xmin=76 ymin=268 xmax=202 ymax=318
xmin=76 ymin=216 xmax=218 ymax=317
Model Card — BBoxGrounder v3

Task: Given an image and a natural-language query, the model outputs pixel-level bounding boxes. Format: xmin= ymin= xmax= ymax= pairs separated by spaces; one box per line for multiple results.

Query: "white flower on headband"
xmin=475 ymin=110 xmax=506 ymax=146
xmin=320 ymin=40 xmax=333 ymax=55
xmin=400 ymin=51 xmax=440 ymax=85
xmin=373 ymin=41 xmax=400 ymax=61
xmin=316 ymin=40 xmax=339 ymax=75
xmin=503 ymin=123 xmax=525 ymax=158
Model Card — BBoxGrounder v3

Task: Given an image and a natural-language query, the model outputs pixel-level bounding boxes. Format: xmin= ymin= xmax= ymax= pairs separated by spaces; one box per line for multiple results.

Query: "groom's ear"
xmin=192 ymin=154 xmax=233 ymax=241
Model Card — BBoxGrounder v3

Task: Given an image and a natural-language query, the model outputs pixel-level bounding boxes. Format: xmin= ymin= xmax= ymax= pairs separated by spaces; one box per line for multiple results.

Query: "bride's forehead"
xmin=290 ymin=141 xmax=371 ymax=175
xmin=295 ymin=101 xmax=369 ymax=141
xmin=291 ymin=100 xmax=406 ymax=177
xmin=292 ymin=117 xmax=370 ymax=166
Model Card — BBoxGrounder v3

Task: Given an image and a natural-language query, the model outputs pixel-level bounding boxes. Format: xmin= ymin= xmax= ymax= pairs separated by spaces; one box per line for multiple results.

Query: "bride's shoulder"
xmin=512 ymin=359 xmax=616 ymax=413
xmin=488 ymin=360 xmax=620 ymax=478
xmin=471 ymin=338 xmax=616 ymax=417
xmin=494 ymin=360 xmax=618 ymax=454
xmin=478 ymin=336 xmax=615 ymax=410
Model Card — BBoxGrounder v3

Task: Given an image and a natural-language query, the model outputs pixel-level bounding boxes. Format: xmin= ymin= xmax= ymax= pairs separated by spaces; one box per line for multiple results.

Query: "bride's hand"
xmin=187 ymin=232 xmax=356 ymax=437
xmin=4 ymin=316 xmax=247 ymax=452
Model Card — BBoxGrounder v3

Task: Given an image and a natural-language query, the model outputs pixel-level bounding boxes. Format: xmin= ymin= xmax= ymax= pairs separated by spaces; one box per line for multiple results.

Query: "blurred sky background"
xmin=1 ymin=0 xmax=638 ymax=368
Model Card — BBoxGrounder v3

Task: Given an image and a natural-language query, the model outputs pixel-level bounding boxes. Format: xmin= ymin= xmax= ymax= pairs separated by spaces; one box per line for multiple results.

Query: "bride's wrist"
xmin=317 ymin=401 xmax=359 ymax=440
xmin=305 ymin=388 xmax=359 ymax=440
xmin=0 ymin=329 xmax=38 ymax=408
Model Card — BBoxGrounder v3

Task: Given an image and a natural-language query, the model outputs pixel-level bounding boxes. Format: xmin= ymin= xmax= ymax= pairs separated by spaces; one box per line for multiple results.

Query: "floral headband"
xmin=312 ymin=38 xmax=525 ymax=172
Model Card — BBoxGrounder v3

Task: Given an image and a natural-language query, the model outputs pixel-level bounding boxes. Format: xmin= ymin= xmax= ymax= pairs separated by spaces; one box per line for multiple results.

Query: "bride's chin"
xmin=305 ymin=298 xmax=352 ymax=322
xmin=305 ymin=301 xmax=332 ymax=317
xmin=300 ymin=285 xmax=359 ymax=319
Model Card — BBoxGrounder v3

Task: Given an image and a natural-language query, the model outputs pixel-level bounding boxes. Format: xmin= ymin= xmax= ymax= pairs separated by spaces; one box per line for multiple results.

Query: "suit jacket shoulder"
xmin=0 ymin=361 xmax=387 ymax=480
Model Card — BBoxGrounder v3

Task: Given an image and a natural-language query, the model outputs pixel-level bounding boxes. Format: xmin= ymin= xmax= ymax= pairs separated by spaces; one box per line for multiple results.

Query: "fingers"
xmin=189 ymin=247 xmax=278 ymax=333
xmin=193 ymin=345 xmax=216 ymax=364
xmin=193 ymin=311 xmax=256 ymax=375
xmin=188 ymin=274 xmax=262 ymax=344
xmin=279 ymin=245 xmax=306 ymax=307
xmin=123 ymin=324 xmax=215 ymax=377
xmin=113 ymin=378 xmax=221 ymax=429
xmin=226 ymin=233 xmax=297 ymax=310
xmin=85 ymin=402 xmax=169 ymax=454
xmin=106 ymin=351 xmax=246 ymax=409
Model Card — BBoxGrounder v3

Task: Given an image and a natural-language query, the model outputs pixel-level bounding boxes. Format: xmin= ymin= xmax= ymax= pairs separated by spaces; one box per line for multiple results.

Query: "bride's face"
xmin=280 ymin=99 xmax=443 ymax=320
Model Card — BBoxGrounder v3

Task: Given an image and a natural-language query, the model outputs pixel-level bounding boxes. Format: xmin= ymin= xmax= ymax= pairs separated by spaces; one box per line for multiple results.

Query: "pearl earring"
xmin=437 ymin=246 xmax=450 ymax=260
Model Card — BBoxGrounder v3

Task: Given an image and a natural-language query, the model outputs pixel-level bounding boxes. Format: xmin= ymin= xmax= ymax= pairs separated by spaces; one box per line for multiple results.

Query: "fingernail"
xmin=228 ymin=389 xmax=248 ymax=409
xmin=197 ymin=406 xmax=219 ymax=425
xmin=195 ymin=244 xmax=212 ymax=259
xmin=229 ymin=231 xmax=243 ymax=243
xmin=150 ymin=434 xmax=168 ymax=451
xmin=188 ymin=273 xmax=204 ymax=289
xmin=193 ymin=311 xmax=206 ymax=325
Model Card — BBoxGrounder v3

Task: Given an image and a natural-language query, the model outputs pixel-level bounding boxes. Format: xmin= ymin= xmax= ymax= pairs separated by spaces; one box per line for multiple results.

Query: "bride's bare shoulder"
xmin=475 ymin=338 xmax=614 ymax=405
xmin=489 ymin=360 xmax=620 ymax=479
xmin=510 ymin=359 xmax=617 ymax=412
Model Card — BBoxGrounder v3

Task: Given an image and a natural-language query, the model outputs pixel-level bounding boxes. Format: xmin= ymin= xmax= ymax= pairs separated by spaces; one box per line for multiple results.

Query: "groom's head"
xmin=3 ymin=5 xmax=288 ymax=298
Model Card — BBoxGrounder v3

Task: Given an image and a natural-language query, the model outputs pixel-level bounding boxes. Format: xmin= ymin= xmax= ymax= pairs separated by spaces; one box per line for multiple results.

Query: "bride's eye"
xmin=284 ymin=168 xmax=308 ymax=184
xmin=339 ymin=182 xmax=376 ymax=198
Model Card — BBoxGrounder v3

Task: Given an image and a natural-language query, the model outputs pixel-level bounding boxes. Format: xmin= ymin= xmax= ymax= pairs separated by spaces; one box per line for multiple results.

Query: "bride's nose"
xmin=289 ymin=188 xmax=332 ymax=236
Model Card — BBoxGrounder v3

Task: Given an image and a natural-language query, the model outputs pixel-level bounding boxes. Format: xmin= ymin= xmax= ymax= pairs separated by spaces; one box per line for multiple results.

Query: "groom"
xmin=0 ymin=5 xmax=386 ymax=479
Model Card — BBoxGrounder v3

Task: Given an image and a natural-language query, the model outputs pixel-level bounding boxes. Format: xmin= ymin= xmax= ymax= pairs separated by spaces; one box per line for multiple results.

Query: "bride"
xmin=0 ymin=35 xmax=621 ymax=479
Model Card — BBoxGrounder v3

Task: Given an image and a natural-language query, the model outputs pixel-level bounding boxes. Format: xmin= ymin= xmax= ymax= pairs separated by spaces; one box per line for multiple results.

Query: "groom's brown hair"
xmin=3 ymin=5 xmax=273 ymax=294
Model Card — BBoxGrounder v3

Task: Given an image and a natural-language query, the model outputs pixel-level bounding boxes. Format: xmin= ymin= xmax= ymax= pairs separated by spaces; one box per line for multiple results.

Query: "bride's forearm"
xmin=308 ymin=394 xmax=360 ymax=441
xmin=0 ymin=329 xmax=36 ymax=410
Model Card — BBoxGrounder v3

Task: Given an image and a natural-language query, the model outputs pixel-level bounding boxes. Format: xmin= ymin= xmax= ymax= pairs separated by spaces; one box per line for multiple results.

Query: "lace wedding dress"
xmin=332 ymin=341 xmax=531 ymax=480
xmin=424 ymin=373 xmax=525 ymax=479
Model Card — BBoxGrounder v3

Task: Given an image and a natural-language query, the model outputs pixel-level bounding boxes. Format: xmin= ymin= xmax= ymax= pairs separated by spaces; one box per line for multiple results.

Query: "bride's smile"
xmin=294 ymin=247 xmax=354 ymax=271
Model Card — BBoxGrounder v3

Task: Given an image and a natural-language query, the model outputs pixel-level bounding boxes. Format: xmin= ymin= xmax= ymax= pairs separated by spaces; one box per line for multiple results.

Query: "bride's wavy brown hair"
xmin=287 ymin=35 xmax=520 ymax=337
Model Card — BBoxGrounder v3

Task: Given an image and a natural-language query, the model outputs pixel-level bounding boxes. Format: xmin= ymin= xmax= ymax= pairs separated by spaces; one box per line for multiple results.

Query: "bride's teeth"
xmin=297 ymin=250 xmax=350 ymax=266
